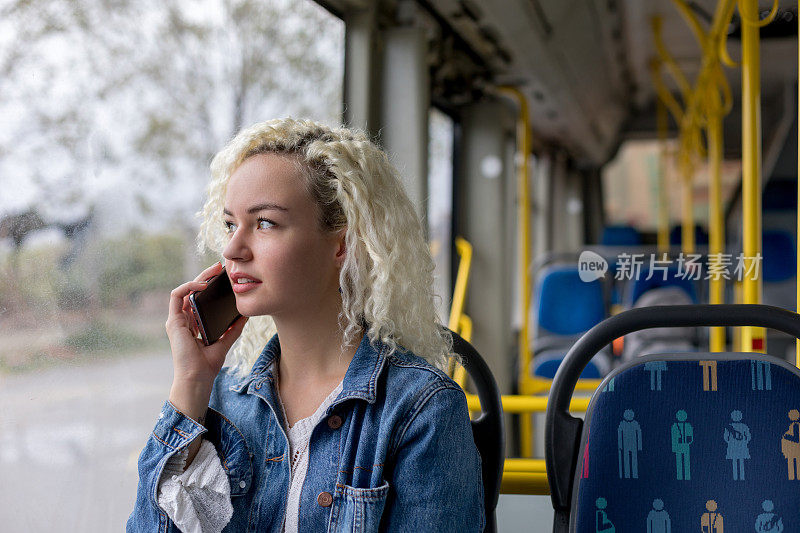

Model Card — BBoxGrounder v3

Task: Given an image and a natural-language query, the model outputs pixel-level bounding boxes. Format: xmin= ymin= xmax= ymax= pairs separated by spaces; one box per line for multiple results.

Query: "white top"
xmin=280 ymin=380 xmax=343 ymax=533
xmin=157 ymin=366 xmax=343 ymax=533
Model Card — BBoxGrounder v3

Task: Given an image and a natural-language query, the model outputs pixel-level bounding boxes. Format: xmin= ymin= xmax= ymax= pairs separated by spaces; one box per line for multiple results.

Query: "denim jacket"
xmin=127 ymin=332 xmax=485 ymax=532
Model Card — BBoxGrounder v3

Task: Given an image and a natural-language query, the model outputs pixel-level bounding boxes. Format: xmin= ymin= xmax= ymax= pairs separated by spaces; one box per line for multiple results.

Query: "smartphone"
xmin=188 ymin=268 xmax=242 ymax=345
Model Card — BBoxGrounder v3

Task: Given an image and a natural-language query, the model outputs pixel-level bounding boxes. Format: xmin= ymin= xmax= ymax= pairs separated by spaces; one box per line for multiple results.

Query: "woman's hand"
xmin=165 ymin=262 xmax=248 ymax=421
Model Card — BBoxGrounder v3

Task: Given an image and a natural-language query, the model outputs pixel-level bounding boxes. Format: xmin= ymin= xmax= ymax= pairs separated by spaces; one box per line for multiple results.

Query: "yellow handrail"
xmin=708 ymin=91 xmax=726 ymax=351
xmin=739 ymin=0 xmax=766 ymax=353
xmin=652 ymin=15 xmax=693 ymax=105
xmin=465 ymin=393 xmax=591 ymax=414
xmin=465 ymin=389 xmax=597 ymax=495
xmin=650 ymin=58 xmax=686 ymax=125
xmin=672 ymin=0 xmax=709 ymax=50
xmin=653 ymin=1 xmax=741 ymax=260
xmin=501 ymin=470 xmax=549 ymax=495
xmin=502 ymin=457 xmax=549 ymax=494
xmin=656 ymin=96 xmax=671 ymax=254
xmin=447 ymin=236 xmax=473 ymax=377
xmin=448 ymin=236 xmax=472 ymax=332
xmin=659 ymin=0 xmax=772 ymax=348
xmin=527 ymin=377 xmax=603 ymax=394
xmin=738 ymin=0 xmax=778 ymax=27
xmin=498 ymin=85 xmax=535 ymax=458
xmin=719 ymin=0 xmax=741 ymax=67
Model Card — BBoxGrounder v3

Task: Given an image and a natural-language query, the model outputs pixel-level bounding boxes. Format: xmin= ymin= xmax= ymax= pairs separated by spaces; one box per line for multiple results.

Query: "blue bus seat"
xmin=532 ymin=265 xmax=609 ymax=380
xmin=573 ymin=354 xmax=800 ymax=531
xmin=545 ymin=305 xmax=800 ymax=533
xmin=535 ymin=265 xmax=607 ymax=338
xmin=600 ymin=225 xmax=642 ymax=246
xmin=763 ymin=229 xmax=795 ymax=284
xmin=532 ymin=348 xmax=610 ymax=380
xmin=762 ymin=230 xmax=796 ymax=311
xmin=761 ymin=230 xmax=797 ymax=359
xmin=669 ymin=225 xmax=709 ymax=246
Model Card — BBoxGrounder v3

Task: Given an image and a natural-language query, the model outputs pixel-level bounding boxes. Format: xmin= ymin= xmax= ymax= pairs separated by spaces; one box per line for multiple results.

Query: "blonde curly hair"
xmin=198 ymin=118 xmax=453 ymax=379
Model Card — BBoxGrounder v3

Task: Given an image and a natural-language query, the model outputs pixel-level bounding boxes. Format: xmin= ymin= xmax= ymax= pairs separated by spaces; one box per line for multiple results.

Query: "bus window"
xmin=0 ymin=1 xmax=343 ymax=529
xmin=428 ymin=108 xmax=454 ymax=324
xmin=602 ymin=139 xmax=739 ymax=234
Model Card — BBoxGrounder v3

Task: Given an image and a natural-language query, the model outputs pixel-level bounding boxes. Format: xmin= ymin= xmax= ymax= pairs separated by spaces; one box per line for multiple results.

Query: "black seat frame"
xmin=448 ymin=328 xmax=505 ymax=533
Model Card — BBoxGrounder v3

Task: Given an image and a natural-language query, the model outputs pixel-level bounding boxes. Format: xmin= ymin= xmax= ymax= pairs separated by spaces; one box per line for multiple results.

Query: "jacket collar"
xmin=232 ymin=330 xmax=389 ymax=405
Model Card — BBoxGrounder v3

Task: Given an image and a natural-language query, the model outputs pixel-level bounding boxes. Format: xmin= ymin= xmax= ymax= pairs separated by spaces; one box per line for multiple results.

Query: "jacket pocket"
xmin=203 ymin=407 xmax=253 ymax=497
xmin=328 ymin=482 xmax=390 ymax=533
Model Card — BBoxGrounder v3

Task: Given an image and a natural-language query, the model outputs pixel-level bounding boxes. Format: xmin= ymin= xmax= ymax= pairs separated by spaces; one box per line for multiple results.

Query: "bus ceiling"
xmin=316 ymin=0 xmax=798 ymax=169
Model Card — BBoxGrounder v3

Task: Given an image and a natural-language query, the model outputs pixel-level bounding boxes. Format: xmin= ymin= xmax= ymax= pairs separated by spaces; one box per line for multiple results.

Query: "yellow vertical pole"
xmin=681 ymin=157 xmax=696 ymax=254
xmin=499 ymin=86 xmax=533 ymax=457
xmin=657 ymin=98 xmax=671 ymax=254
xmin=517 ymin=93 xmax=532 ymax=458
xmin=740 ymin=0 xmax=765 ymax=353
xmin=708 ymin=106 xmax=726 ymax=351
xmin=733 ymin=279 xmax=743 ymax=350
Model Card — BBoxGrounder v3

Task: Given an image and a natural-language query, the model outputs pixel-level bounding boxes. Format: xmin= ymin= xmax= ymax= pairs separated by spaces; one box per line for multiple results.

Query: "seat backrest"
xmin=532 ymin=348 xmax=610 ymax=380
xmin=448 ymin=328 xmax=504 ymax=533
xmin=729 ymin=230 xmax=797 ymax=313
xmin=545 ymin=305 xmax=800 ymax=533
xmin=600 ymin=225 xmax=642 ymax=246
xmin=763 ymin=229 xmax=795 ymax=283
xmin=574 ymin=353 xmax=800 ymax=531
xmin=535 ymin=265 xmax=606 ymax=337
xmin=669 ymin=224 xmax=709 ymax=246
xmin=626 ymin=266 xmax=698 ymax=307
xmin=622 ymin=286 xmax=697 ymax=361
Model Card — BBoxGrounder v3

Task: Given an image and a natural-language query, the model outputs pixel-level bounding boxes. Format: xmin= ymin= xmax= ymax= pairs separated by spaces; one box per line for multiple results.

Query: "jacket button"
xmin=317 ymin=491 xmax=333 ymax=507
xmin=327 ymin=415 xmax=343 ymax=429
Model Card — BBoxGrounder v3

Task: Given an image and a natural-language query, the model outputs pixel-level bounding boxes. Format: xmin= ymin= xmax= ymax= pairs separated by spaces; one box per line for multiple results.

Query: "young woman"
xmin=126 ymin=118 xmax=484 ymax=532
